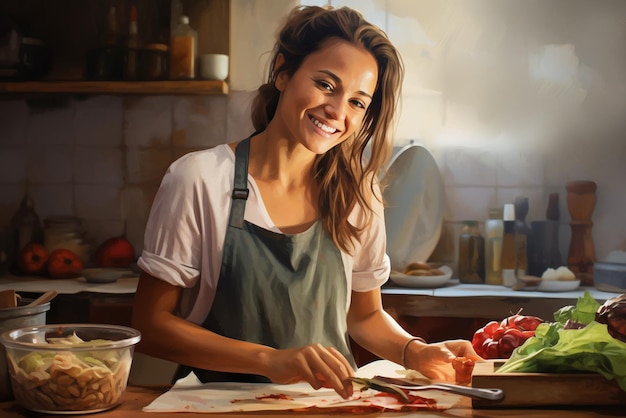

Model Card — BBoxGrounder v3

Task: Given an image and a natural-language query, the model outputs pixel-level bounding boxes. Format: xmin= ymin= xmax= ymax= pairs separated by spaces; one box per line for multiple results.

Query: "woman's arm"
xmin=347 ymin=288 xmax=481 ymax=381
xmin=131 ymin=271 xmax=355 ymax=397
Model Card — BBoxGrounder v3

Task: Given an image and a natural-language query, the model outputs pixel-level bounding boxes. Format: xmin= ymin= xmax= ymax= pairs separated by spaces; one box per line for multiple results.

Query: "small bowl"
xmin=81 ymin=268 xmax=133 ymax=283
xmin=0 ymin=324 xmax=141 ymax=414
xmin=537 ymin=279 xmax=581 ymax=292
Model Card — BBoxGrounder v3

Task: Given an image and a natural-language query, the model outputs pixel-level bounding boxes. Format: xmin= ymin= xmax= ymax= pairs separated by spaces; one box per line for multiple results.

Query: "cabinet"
xmin=0 ymin=0 xmax=229 ymax=96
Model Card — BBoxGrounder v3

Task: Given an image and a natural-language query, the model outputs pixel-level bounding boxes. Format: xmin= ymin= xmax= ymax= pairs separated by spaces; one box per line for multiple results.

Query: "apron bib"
xmin=184 ymin=136 xmax=354 ymax=383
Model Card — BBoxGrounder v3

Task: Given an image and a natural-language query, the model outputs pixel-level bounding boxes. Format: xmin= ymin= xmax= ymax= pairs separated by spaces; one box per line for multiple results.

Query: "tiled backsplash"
xmin=1 ymin=0 xmax=625 ymax=274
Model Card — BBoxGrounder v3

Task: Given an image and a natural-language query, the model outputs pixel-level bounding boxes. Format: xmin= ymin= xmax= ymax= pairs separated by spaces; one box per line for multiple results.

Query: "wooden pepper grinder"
xmin=566 ymin=181 xmax=597 ymax=286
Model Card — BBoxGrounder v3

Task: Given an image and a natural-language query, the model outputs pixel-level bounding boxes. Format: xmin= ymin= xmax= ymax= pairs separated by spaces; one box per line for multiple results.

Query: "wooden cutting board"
xmin=471 ymin=360 xmax=626 ymax=408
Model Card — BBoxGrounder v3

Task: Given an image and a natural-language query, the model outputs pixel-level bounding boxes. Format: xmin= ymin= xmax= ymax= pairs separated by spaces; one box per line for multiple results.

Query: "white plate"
xmin=382 ymin=144 xmax=444 ymax=270
xmin=389 ymin=265 xmax=453 ymax=288
xmin=537 ymin=279 xmax=581 ymax=292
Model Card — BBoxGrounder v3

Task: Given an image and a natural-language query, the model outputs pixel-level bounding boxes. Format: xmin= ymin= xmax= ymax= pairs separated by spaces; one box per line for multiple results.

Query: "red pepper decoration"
xmin=472 ymin=311 xmax=544 ymax=359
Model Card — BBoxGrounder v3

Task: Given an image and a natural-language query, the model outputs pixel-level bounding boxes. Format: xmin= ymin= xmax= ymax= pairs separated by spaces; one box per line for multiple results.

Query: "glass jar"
xmin=458 ymin=220 xmax=485 ymax=284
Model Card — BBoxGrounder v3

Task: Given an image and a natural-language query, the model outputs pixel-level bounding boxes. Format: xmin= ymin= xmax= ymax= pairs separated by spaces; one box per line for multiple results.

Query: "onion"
xmin=595 ymin=293 xmax=626 ymax=343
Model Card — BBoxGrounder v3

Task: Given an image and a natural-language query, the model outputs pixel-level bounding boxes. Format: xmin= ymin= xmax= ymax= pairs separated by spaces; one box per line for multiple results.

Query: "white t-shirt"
xmin=137 ymin=144 xmax=390 ymax=325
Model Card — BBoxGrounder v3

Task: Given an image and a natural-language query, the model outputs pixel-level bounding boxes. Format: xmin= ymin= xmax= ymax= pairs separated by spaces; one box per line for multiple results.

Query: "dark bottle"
xmin=514 ymin=197 xmax=530 ymax=278
xmin=458 ymin=220 xmax=485 ymax=284
xmin=501 ymin=204 xmax=517 ymax=287
xmin=8 ymin=194 xmax=43 ymax=272
xmin=124 ymin=5 xmax=142 ymax=80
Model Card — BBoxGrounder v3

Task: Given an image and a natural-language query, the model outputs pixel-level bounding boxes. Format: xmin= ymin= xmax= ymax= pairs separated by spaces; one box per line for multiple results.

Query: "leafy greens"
xmin=496 ymin=291 xmax=626 ymax=391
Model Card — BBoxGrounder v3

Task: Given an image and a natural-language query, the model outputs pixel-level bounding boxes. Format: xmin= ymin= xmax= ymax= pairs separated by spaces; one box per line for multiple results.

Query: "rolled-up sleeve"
xmin=137 ymin=154 xmax=206 ymax=288
xmin=350 ymin=185 xmax=390 ymax=292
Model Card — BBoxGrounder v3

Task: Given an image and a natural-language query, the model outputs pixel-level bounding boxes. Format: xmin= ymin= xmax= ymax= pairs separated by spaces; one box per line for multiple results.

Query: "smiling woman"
xmin=131 ymin=4 xmax=480 ymax=400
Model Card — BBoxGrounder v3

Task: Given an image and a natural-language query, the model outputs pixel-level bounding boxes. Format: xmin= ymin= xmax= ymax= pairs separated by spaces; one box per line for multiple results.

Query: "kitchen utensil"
xmin=24 ymin=290 xmax=57 ymax=307
xmin=382 ymin=143 xmax=444 ymax=270
xmin=472 ymin=359 xmax=626 ymax=408
xmin=348 ymin=376 xmax=504 ymax=401
xmin=566 ymin=180 xmax=597 ymax=286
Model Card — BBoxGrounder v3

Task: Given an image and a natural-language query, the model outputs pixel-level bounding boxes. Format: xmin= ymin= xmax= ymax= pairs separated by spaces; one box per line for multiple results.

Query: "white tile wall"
xmin=1 ymin=0 xmax=625 ymax=272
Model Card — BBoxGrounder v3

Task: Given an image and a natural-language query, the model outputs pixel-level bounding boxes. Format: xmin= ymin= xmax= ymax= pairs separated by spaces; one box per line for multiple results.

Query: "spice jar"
xmin=139 ymin=43 xmax=168 ymax=80
xmin=458 ymin=220 xmax=485 ymax=284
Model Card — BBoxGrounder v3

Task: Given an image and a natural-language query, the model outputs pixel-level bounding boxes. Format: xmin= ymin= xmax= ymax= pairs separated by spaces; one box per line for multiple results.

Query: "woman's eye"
xmin=317 ymin=80 xmax=334 ymax=91
xmin=351 ymin=99 xmax=366 ymax=109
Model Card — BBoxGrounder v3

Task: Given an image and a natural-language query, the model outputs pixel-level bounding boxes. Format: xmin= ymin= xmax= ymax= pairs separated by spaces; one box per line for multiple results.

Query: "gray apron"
xmin=180 ymin=136 xmax=355 ymax=383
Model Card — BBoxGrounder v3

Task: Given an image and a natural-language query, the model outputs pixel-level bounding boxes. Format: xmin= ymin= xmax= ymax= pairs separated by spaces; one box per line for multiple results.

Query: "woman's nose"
xmin=324 ymin=96 xmax=347 ymax=121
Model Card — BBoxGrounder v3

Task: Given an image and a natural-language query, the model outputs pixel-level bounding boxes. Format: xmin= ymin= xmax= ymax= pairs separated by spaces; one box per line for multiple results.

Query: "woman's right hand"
xmin=260 ymin=344 xmax=355 ymax=399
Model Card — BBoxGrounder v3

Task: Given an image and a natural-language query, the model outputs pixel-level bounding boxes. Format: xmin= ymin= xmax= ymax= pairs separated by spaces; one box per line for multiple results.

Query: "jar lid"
xmin=146 ymin=43 xmax=168 ymax=52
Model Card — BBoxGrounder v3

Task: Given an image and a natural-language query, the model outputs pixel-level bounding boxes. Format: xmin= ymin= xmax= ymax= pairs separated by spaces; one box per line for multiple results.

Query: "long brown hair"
xmin=251 ymin=5 xmax=404 ymax=254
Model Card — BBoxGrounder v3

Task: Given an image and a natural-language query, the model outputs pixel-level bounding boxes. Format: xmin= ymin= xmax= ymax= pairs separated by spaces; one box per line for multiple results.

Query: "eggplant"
xmin=595 ymin=293 xmax=626 ymax=343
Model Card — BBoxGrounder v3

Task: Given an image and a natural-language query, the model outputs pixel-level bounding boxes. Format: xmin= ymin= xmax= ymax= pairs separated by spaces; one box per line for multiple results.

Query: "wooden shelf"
xmin=0 ymin=80 xmax=228 ymax=96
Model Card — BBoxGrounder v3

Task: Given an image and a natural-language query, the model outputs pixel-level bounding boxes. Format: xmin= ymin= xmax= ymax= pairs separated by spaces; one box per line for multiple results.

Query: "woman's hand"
xmin=404 ymin=339 xmax=482 ymax=382
xmin=260 ymin=344 xmax=355 ymax=399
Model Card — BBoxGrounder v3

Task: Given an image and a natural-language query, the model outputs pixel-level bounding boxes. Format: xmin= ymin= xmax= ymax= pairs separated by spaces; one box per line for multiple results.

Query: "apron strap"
xmin=228 ymin=137 xmax=251 ymax=229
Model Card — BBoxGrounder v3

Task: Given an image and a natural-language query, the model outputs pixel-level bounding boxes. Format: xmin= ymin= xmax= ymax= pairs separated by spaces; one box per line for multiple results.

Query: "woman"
xmin=132 ymin=5 xmax=480 ymax=399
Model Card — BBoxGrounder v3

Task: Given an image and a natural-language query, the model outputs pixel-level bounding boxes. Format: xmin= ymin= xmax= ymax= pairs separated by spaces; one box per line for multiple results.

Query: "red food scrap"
xmin=374 ymin=392 xmax=438 ymax=409
xmin=255 ymin=393 xmax=293 ymax=401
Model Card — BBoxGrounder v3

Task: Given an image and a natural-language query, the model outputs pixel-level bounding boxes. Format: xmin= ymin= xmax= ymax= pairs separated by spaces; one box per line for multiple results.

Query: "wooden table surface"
xmin=0 ymin=385 xmax=622 ymax=418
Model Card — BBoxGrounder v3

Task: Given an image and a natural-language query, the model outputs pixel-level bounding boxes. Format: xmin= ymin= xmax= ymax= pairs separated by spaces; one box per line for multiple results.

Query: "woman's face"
xmin=274 ymin=37 xmax=378 ymax=155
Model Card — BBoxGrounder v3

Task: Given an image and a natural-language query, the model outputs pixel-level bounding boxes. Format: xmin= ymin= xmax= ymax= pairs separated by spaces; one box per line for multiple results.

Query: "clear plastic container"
xmin=169 ymin=16 xmax=197 ymax=79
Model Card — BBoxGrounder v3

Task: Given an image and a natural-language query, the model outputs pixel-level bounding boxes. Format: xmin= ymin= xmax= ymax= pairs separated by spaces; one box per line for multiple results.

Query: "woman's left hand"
xmin=404 ymin=339 xmax=482 ymax=382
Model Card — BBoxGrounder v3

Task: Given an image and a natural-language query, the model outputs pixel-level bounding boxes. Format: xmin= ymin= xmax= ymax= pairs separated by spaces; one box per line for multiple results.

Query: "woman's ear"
xmin=274 ymin=53 xmax=288 ymax=91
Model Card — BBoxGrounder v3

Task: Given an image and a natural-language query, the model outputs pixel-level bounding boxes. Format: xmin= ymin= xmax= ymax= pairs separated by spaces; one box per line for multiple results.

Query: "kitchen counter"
xmin=0 ymin=385 xmax=621 ymax=418
xmin=0 ymin=274 xmax=619 ymax=327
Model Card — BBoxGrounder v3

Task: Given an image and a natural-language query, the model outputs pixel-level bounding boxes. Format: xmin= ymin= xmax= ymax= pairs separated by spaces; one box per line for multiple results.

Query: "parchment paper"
xmin=143 ymin=360 xmax=462 ymax=413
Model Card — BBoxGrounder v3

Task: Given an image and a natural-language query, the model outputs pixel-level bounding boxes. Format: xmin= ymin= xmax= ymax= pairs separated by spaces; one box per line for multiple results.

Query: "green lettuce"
xmin=497 ymin=291 xmax=626 ymax=391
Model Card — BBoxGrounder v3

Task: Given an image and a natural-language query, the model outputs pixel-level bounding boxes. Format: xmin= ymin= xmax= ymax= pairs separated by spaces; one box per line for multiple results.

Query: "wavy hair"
xmin=251 ymin=5 xmax=404 ymax=254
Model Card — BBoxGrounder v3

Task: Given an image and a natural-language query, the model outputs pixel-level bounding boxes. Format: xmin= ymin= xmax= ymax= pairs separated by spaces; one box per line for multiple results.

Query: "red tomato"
xmin=47 ymin=249 xmax=83 ymax=279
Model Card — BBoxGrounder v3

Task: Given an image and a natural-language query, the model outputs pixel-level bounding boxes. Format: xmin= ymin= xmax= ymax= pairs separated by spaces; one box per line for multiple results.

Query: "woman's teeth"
xmin=311 ymin=117 xmax=337 ymax=134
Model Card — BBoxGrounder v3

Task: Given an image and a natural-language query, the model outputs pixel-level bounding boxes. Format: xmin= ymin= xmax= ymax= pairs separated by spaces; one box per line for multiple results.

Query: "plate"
xmin=81 ymin=268 xmax=134 ymax=283
xmin=382 ymin=144 xmax=444 ymax=270
xmin=537 ymin=279 xmax=580 ymax=292
xmin=389 ymin=265 xmax=452 ymax=288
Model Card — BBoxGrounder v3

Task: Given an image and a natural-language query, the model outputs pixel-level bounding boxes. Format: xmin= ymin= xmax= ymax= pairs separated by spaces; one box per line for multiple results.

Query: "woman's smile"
xmin=308 ymin=114 xmax=339 ymax=137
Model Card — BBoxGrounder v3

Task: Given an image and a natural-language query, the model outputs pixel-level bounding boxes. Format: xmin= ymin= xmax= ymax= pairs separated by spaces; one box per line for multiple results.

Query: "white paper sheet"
xmin=143 ymin=360 xmax=462 ymax=413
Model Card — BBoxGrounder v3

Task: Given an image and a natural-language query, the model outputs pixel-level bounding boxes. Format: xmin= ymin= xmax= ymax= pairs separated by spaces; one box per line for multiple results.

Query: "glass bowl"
xmin=0 ymin=324 xmax=141 ymax=414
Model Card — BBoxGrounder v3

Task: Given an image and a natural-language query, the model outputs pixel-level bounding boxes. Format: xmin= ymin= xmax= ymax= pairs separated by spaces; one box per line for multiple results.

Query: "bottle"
xmin=124 ymin=5 xmax=141 ymax=80
xmin=484 ymin=208 xmax=504 ymax=285
xmin=169 ymin=16 xmax=197 ymax=79
xmin=501 ymin=204 xmax=517 ymax=287
xmin=8 ymin=195 xmax=43 ymax=272
xmin=458 ymin=221 xmax=485 ymax=284
xmin=545 ymin=192 xmax=562 ymax=268
xmin=513 ymin=197 xmax=530 ymax=278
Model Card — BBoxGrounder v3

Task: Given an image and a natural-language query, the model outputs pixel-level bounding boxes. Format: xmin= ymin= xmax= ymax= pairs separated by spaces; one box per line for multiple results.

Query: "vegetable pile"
xmin=472 ymin=312 xmax=543 ymax=359
xmin=496 ymin=291 xmax=626 ymax=392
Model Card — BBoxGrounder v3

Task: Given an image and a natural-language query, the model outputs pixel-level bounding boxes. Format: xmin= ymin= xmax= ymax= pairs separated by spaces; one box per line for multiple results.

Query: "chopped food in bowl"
xmin=0 ymin=324 xmax=140 ymax=414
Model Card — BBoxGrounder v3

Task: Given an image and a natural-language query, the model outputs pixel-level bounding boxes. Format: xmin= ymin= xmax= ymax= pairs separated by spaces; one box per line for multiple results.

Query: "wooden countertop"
xmin=0 ymin=385 xmax=621 ymax=418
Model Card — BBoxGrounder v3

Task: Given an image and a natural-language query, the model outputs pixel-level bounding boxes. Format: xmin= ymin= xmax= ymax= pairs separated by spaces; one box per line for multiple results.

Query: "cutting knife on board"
xmin=347 ymin=376 xmax=504 ymax=402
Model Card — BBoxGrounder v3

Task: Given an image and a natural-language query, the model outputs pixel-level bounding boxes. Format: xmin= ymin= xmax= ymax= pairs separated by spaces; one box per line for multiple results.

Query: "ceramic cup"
xmin=199 ymin=53 xmax=229 ymax=80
